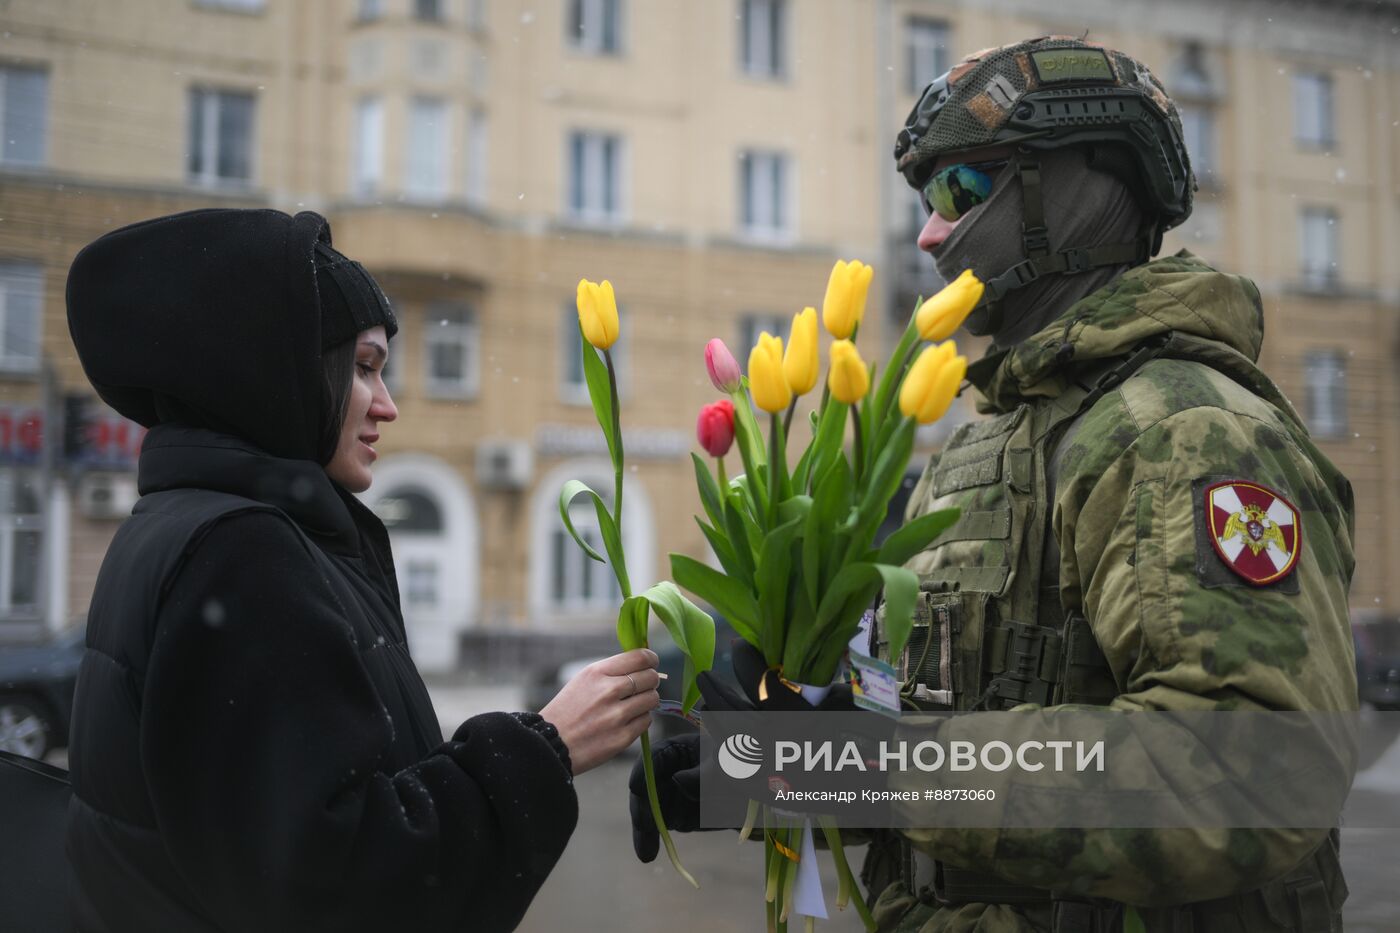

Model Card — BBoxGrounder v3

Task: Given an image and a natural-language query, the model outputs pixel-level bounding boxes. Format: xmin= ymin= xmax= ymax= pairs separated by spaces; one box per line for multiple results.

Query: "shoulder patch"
xmin=1200 ymin=480 xmax=1302 ymax=587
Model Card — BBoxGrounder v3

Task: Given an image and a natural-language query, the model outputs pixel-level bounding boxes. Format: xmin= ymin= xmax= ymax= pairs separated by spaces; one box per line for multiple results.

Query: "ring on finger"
xmin=625 ymin=672 xmax=638 ymax=698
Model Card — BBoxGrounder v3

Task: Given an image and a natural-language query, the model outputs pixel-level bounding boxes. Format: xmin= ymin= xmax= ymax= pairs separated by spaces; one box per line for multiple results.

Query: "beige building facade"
xmin=1 ymin=0 xmax=1397 ymax=671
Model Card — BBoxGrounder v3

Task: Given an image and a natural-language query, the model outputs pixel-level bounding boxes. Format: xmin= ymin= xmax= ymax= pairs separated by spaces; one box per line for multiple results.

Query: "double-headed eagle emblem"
xmin=1219 ymin=503 xmax=1287 ymax=557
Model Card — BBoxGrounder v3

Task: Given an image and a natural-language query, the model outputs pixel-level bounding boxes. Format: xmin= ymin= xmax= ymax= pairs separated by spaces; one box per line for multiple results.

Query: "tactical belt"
xmin=905 ymin=851 xmax=1124 ymax=932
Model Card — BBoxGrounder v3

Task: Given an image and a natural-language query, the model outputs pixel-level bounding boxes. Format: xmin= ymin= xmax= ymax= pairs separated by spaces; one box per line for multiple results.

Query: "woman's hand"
xmin=541 ymin=648 xmax=661 ymax=775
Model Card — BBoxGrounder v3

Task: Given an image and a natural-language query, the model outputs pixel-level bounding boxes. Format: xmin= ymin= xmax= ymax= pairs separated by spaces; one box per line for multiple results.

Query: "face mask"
xmin=930 ymin=147 xmax=1147 ymax=346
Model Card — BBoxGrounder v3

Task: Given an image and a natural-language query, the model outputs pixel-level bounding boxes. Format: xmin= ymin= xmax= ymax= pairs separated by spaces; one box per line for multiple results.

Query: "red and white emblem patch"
xmin=1204 ymin=481 xmax=1302 ymax=586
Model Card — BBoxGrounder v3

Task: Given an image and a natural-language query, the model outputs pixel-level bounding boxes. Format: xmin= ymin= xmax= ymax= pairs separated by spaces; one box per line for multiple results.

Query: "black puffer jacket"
xmin=64 ymin=210 xmax=578 ymax=933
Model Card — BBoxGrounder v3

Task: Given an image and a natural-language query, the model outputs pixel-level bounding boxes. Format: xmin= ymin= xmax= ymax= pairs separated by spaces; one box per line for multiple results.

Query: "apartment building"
xmin=0 ymin=0 xmax=1396 ymax=671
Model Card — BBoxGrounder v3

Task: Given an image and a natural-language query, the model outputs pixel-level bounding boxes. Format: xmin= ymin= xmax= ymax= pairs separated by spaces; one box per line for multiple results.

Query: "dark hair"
xmin=316 ymin=338 xmax=357 ymax=465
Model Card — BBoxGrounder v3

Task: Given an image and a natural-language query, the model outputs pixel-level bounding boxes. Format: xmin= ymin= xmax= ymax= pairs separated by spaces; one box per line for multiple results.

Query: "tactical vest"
xmin=864 ymin=341 xmax=1346 ymax=933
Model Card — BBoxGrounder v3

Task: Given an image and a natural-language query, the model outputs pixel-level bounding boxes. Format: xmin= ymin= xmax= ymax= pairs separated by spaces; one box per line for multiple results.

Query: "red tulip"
xmin=696 ymin=399 xmax=736 ymax=458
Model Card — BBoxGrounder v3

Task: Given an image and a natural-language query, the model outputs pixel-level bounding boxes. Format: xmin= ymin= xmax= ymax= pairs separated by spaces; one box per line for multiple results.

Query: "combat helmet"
xmin=895 ymin=36 xmax=1196 ymax=312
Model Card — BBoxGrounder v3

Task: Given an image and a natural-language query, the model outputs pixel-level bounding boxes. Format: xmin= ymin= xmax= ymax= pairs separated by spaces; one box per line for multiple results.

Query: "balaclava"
xmin=934 ymin=145 xmax=1146 ymax=349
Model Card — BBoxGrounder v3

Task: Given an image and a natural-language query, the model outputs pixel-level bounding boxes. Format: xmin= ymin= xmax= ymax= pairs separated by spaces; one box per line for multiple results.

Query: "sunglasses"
xmin=920 ymin=159 xmax=1009 ymax=222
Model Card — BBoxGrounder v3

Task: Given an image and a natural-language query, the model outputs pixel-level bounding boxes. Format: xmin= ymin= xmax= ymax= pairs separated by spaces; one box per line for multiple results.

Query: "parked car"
xmin=526 ymin=615 xmax=742 ymax=742
xmin=0 ymin=623 xmax=85 ymax=760
xmin=1353 ymin=618 xmax=1400 ymax=710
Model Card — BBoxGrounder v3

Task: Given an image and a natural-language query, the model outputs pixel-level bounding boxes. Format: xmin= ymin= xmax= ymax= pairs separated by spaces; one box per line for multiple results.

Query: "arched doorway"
xmin=361 ymin=455 xmax=480 ymax=672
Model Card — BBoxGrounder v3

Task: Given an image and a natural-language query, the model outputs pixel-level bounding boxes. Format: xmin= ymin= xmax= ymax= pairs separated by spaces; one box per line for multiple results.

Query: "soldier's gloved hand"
xmin=698 ymin=638 xmax=857 ymax=712
xmin=628 ymin=734 xmax=723 ymax=863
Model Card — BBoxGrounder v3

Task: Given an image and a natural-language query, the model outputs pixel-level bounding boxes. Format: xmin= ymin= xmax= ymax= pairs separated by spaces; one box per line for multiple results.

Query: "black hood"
xmin=66 ymin=208 xmax=338 ymax=463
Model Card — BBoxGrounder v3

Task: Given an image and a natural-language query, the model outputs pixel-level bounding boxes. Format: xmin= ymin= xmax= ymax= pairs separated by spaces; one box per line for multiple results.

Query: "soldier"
xmin=629 ymin=35 xmax=1357 ymax=933
xmin=860 ymin=35 xmax=1356 ymax=932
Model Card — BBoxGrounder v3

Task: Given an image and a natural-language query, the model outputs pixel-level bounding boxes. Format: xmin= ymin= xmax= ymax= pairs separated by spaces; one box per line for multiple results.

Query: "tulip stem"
xmin=604 ymin=349 xmax=625 ymax=569
xmin=782 ymin=397 xmax=797 ymax=437
xmin=870 ymin=313 xmax=921 ymax=445
xmin=716 ymin=456 xmax=727 ymax=495
xmin=851 ymin=410 xmax=865 ymax=485
xmin=766 ymin=413 xmax=781 ymax=529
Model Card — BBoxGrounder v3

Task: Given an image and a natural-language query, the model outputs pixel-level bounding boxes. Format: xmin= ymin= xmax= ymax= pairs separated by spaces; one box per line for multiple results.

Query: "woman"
xmin=63 ymin=208 xmax=658 ymax=932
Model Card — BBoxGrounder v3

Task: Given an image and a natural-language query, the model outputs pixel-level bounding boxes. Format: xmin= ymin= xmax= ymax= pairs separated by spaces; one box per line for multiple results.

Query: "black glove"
xmin=628 ymin=734 xmax=721 ymax=863
xmin=698 ymin=638 xmax=857 ymax=712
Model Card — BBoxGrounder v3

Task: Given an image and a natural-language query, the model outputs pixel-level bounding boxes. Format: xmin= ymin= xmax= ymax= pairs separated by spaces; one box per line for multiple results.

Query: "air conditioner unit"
xmin=78 ymin=473 xmax=139 ymax=520
xmin=476 ymin=439 xmax=533 ymax=490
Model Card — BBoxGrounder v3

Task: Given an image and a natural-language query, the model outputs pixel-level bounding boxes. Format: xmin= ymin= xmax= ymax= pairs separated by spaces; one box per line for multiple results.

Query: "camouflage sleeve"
xmin=899 ymin=398 xmax=1358 ymax=906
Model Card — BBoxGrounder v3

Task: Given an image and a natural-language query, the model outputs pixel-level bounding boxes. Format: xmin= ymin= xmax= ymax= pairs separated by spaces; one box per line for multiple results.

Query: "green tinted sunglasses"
xmin=921 ymin=159 xmax=1009 ymax=222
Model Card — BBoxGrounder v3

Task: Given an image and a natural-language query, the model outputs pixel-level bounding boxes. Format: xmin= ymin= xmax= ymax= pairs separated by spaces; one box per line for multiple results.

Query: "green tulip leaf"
xmin=578 ymin=326 xmax=620 ymax=468
xmin=670 ymin=553 xmax=760 ymax=643
xmin=876 ymin=506 xmax=961 ymax=567
xmin=617 ymin=595 xmax=650 ymax=652
xmin=640 ymin=581 xmax=717 ymax=714
xmin=557 ymin=479 xmax=630 ymax=595
xmin=691 ymin=453 xmax=725 ymax=530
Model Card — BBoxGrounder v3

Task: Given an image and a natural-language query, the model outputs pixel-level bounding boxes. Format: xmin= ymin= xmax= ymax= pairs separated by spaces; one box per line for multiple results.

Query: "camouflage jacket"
xmin=871 ymin=252 xmax=1356 ymax=931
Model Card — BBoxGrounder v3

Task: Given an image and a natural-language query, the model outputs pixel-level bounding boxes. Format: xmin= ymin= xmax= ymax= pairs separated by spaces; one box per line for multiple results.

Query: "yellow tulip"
xmin=747 ymin=332 xmax=792 ymax=413
xmin=827 ymin=340 xmax=870 ymax=404
xmin=916 ymin=269 xmax=985 ymax=342
xmin=821 ymin=259 xmax=874 ymax=340
xmin=576 ymin=278 xmax=619 ymax=350
xmin=782 ymin=307 xmax=819 ymax=396
xmin=899 ymin=341 xmax=967 ymax=424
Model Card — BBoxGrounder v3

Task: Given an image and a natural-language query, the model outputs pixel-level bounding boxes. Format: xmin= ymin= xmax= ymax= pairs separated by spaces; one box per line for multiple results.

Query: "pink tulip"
xmin=696 ymin=400 xmax=736 ymax=458
xmin=705 ymin=338 xmax=742 ymax=393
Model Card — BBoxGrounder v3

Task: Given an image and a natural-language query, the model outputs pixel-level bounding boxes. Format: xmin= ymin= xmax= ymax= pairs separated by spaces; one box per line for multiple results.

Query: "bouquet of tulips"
xmin=679 ymin=260 xmax=981 ymax=694
xmin=680 ymin=260 xmax=983 ymax=932
xmin=560 ymin=261 xmax=983 ymax=925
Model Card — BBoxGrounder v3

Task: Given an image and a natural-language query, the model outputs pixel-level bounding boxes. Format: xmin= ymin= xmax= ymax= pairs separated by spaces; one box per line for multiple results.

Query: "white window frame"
xmin=1178 ymin=103 xmax=1216 ymax=180
xmin=565 ymin=130 xmax=626 ymax=225
xmin=905 ymin=17 xmax=949 ymax=95
xmin=739 ymin=0 xmax=787 ymax=79
xmin=567 ymin=0 xmax=623 ymax=55
xmin=187 ymin=88 xmax=256 ymax=187
xmin=1292 ymin=71 xmax=1334 ymax=148
xmin=560 ymin=303 xmax=626 ymax=405
xmin=0 ymin=262 xmax=43 ymax=374
xmin=423 ymin=303 xmax=480 ymax=399
xmin=737 ymin=149 xmax=793 ymax=243
xmin=466 ymin=108 xmax=489 ymax=206
xmin=0 ymin=470 xmax=43 ymax=620
xmin=352 ymin=96 xmax=384 ymax=196
xmin=405 ymin=96 xmax=450 ymax=200
xmin=1299 ymin=207 xmax=1339 ymax=291
xmin=1303 ymin=350 xmax=1347 ymax=440
xmin=0 ymin=65 xmax=48 ymax=168
xmin=414 ymin=0 xmax=445 ymax=22
xmin=357 ymin=0 xmax=383 ymax=22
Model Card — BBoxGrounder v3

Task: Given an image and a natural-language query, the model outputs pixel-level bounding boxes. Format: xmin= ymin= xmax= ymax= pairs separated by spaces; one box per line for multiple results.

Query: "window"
xmin=405 ymin=96 xmax=449 ymax=199
xmin=561 ymin=304 xmax=626 ymax=403
xmin=1303 ymin=350 xmax=1347 ymax=440
xmin=906 ymin=18 xmax=949 ymax=94
xmin=0 ymin=262 xmax=42 ymax=373
xmin=1179 ymin=103 xmax=1216 ymax=179
xmin=414 ymin=0 xmax=444 ymax=22
xmin=739 ymin=0 xmax=786 ymax=78
xmin=466 ymin=108 xmax=489 ymax=206
xmin=0 ymin=471 xmax=42 ymax=619
xmin=550 ymin=493 xmax=623 ymax=609
xmin=357 ymin=0 xmax=383 ymax=21
xmin=1293 ymin=71 xmax=1333 ymax=147
xmin=738 ymin=149 xmax=791 ymax=241
xmin=468 ymin=0 xmax=488 ymax=30
xmin=352 ymin=96 xmax=383 ymax=195
xmin=187 ymin=89 xmax=255 ymax=186
xmin=405 ymin=560 xmax=440 ymax=608
xmin=423 ymin=303 xmax=479 ymax=397
xmin=1299 ymin=207 xmax=1338 ymax=291
xmin=568 ymin=0 xmax=622 ymax=54
xmin=0 ymin=66 xmax=48 ymax=167
xmin=737 ymin=313 xmax=786 ymax=359
xmin=566 ymin=131 xmax=624 ymax=224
